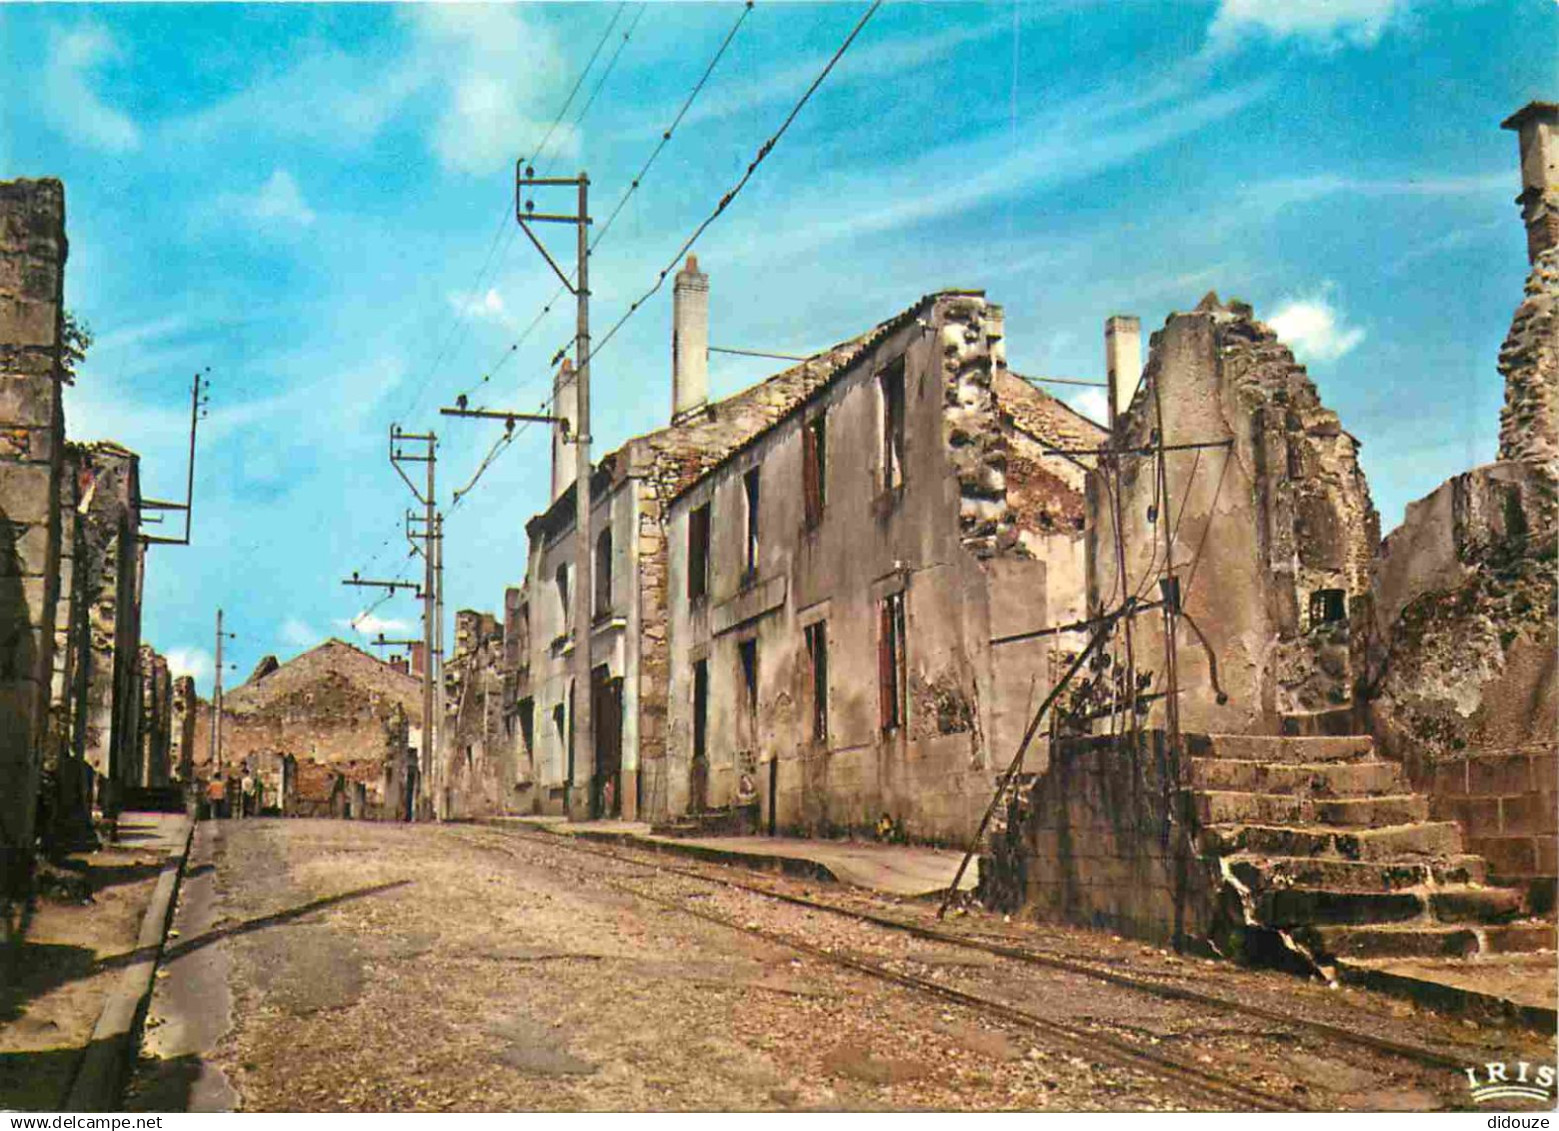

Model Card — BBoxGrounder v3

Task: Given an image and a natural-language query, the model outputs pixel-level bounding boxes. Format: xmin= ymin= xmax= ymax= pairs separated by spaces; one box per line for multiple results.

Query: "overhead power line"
xmin=445 ymin=0 xmax=881 ymax=515
xmin=452 ymin=1 xmax=754 ymax=410
xmin=569 ymin=0 xmax=883 ymax=373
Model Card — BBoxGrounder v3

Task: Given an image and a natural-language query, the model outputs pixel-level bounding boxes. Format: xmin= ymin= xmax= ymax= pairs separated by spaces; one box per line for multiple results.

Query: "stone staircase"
xmin=1187 ymin=731 xmax=1557 ymax=969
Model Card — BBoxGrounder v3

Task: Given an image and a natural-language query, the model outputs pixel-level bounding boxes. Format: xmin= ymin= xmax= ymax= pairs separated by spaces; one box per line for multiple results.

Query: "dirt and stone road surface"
xmin=124 ymin=818 xmax=1556 ymax=1112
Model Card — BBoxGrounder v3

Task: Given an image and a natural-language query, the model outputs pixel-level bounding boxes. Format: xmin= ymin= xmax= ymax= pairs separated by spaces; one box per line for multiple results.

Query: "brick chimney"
xmin=1502 ymin=101 xmax=1558 ymax=264
xmin=409 ymin=642 xmax=426 ymax=678
xmin=672 ymin=255 xmax=709 ymax=423
xmin=551 ymin=357 xmax=578 ymax=502
xmin=390 ymin=654 xmax=409 ymax=675
xmin=1105 ymin=315 xmax=1142 ymax=427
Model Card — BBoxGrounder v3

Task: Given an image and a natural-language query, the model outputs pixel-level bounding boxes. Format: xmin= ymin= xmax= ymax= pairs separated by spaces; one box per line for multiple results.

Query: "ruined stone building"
xmin=193 ymin=638 xmax=421 ymax=821
xmin=982 ymin=101 xmax=1556 ymax=968
xmin=479 ymin=258 xmax=908 ymax=823
xmin=1365 ymin=100 xmax=1558 ymax=913
xmin=1 ymin=177 xmax=177 ymax=922
xmin=442 ymin=261 xmax=1106 ymax=838
xmin=1 ymin=179 xmax=68 ymax=926
xmin=660 ymin=291 xmax=1104 ymax=842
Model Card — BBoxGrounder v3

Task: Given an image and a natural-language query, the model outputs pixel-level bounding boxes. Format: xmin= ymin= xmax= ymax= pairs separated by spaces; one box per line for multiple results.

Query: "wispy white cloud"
xmin=707 ymin=77 xmax=1274 ymax=269
xmin=403 ymin=4 xmax=567 ymax=176
xmin=1207 ymin=0 xmax=1410 ymax=53
xmin=279 ymin=617 xmax=318 ymax=650
xmin=1067 ymin=388 xmax=1110 ymax=425
xmin=166 ymin=646 xmax=213 ymax=686
xmin=341 ymin=613 xmax=410 ymax=637
xmin=247 ymin=169 xmax=316 ymax=228
xmin=1268 ymin=288 xmax=1367 ymax=363
xmin=451 ymin=287 xmax=512 ymax=327
xmin=43 ymin=23 xmax=140 ymax=153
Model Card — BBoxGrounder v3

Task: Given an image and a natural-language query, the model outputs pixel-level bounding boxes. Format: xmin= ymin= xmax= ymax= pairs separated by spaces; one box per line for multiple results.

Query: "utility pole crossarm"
xmin=341 ymin=574 xmax=421 ymax=595
xmin=140 ymin=370 xmax=210 ymax=547
xmin=440 ymin=405 xmax=570 ymax=435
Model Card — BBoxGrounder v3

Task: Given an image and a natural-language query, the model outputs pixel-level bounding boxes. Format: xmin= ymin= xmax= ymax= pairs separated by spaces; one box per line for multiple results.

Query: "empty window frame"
xmin=594 ymin=529 xmax=613 ymax=617
xmin=881 ymin=361 xmax=906 ymax=492
xmin=805 ymin=620 xmax=829 ymax=743
xmin=802 ymin=414 xmax=827 ymax=528
xmin=555 ymin=563 xmax=570 ymax=629
xmin=743 ymin=466 xmax=761 ymax=576
xmin=692 ymin=659 xmax=709 ymax=765
xmin=1309 ymin=588 xmax=1346 ymax=629
xmin=688 ymin=503 xmax=711 ymax=602
xmin=517 ymin=697 xmax=535 ymax=759
xmin=878 ymin=591 xmax=907 ymax=731
xmin=738 ymin=638 xmax=759 ymax=718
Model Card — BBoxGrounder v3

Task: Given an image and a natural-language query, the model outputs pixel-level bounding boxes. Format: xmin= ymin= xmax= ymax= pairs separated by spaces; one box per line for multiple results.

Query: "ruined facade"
xmin=136 ymin=643 xmax=172 ymax=788
xmin=1364 ymin=102 xmax=1559 ymax=910
xmin=660 ymin=292 xmax=1105 ymax=842
xmin=982 ymin=101 xmax=1557 ymax=967
xmin=1086 ymin=295 xmax=1380 ymax=736
xmin=76 ymin=441 xmax=145 ymax=809
xmin=0 ymin=179 xmax=67 ymax=922
xmin=193 ymin=638 xmax=420 ymax=821
xmin=439 ymin=609 xmax=513 ymax=819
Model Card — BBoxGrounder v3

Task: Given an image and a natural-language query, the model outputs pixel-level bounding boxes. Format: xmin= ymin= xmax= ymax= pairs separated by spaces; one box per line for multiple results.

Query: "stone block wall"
xmin=169 ymin=675 xmax=196 ymax=783
xmin=0 ymin=178 xmax=66 ymax=923
xmin=978 ymin=730 xmax=1217 ymax=948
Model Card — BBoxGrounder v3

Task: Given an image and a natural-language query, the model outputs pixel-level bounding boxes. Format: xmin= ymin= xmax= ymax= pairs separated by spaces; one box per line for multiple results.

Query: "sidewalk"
xmin=0 ymin=811 xmax=193 ymax=1112
xmin=482 ymin=816 xmax=978 ymax=899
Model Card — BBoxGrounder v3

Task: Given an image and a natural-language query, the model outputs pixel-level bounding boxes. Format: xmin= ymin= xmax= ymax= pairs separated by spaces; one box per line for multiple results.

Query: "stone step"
xmin=1225 ymin=853 xmax=1487 ymax=893
xmin=1193 ymin=734 xmax=1375 ymax=763
xmin=1306 ymin=920 xmax=1558 ymax=961
xmin=1189 ymin=758 xmax=1403 ymax=796
xmin=1279 ymin=708 xmax=1359 ymax=737
xmin=1200 ymin=820 xmax=1467 ymax=861
xmin=1193 ymin=791 xmax=1428 ymax=827
xmin=1257 ymin=883 xmax=1524 ymax=929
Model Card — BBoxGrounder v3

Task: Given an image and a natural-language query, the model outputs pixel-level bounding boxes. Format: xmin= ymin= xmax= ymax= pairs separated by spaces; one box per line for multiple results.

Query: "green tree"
xmin=61 ymin=309 xmax=92 ymax=385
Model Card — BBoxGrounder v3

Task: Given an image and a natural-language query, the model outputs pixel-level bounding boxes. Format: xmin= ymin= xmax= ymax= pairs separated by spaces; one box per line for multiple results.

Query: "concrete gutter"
xmin=62 ymin=815 xmax=195 ymax=1112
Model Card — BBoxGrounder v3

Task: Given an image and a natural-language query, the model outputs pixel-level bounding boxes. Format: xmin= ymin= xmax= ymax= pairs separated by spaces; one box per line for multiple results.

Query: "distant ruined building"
xmin=193 ymin=638 xmax=421 ymax=821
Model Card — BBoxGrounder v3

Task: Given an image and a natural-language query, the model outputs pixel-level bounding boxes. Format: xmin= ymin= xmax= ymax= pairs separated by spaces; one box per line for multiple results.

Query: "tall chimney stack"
xmin=551 ymin=358 xmax=578 ymax=502
xmin=1104 ymin=315 xmax=1142 ymax=427
xmin=1502 ymin=101 xmax=1558 ymax=265
xmin=672 ymin=255 xmax=709 ymax=423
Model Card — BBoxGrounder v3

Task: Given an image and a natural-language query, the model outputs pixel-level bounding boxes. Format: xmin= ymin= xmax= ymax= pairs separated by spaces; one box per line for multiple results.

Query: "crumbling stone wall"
xmin=1088 ymin=295 xmax=1380 ymax=734
xmin=441 ymin=617 xmax=518 ymax=819
xmin=168 ymin=674 xmax=196 ymax=783
xmin=0 ymin=178 xmax=67 ymax=922
xmin=41 ymin=443 xmax=94 ymax=852
xmin=191 ymin=639 xmax=420 ymax=820
xmin=76 ymin=442 xmax=142 ymax=810
xmin=978 ymin=730 xmax=1217 ymax=947
xmin=1365 ymin=245 xmax=1558 ymax=909
xmin=136 ymin=645 xmax=171 ymax=787
xmin=1498 ymin=249 xmax=1559 ymax=489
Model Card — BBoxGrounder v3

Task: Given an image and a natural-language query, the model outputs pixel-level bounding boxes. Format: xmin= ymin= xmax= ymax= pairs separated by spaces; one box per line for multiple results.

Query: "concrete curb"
xmin=1334 ymin=958 xmax=1559 ymax=1034
xmin=62 ymin=815 xmax=196 ymax=1112
xmin=483 ymin=817 xmax=843 ymax=884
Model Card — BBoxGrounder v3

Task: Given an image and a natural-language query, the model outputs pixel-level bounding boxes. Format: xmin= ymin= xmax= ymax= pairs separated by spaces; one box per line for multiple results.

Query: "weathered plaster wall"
xmin=0 ymin=178 xmax=66 ymax=917
xmin=1087 ymin=296 xmax=1379 ymax=736
xmin=659 ymin=293 xmax=1100 ymax=843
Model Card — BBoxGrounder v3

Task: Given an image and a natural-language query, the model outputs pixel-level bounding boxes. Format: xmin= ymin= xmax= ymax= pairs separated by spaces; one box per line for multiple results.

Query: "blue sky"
xmin=2 ymin=0 xmax=1554 ymax=691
